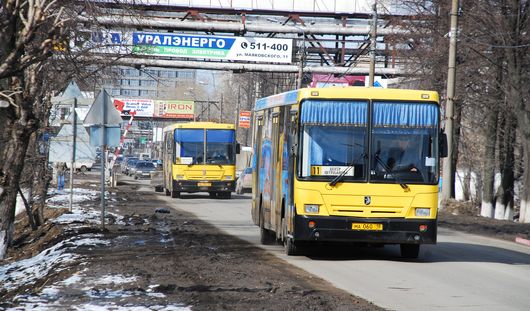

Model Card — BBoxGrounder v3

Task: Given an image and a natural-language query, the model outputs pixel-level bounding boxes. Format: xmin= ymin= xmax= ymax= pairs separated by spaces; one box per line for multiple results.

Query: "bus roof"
xmin=254 ymin=87 xmax=439 ymax=111
xmin=163 ymin=122 xmax=236 ymax=133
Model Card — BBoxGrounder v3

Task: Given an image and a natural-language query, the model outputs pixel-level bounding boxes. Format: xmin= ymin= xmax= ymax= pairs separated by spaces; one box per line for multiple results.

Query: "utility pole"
xmin=441 ymin=0 xmax=459 ymax=201
xmin=69 ymin=98 xmax=77 ymax=212
xmin=368 ymin=1 xmax=378 ymax=87
xmin=296 ymin=28 xmax=305 ymax=89
xmin=100 ymin=90 xmax=107 ymax=230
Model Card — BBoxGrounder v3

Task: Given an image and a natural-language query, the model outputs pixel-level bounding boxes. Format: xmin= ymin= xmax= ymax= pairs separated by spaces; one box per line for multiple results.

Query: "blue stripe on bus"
xmin=373 ymin=102 xmax=438 ymax=127
xmin=300 ymin=100 xmax=368 ymax=125
xmin=206 ymin=129 xmax=235 ymax=143
xmin=175 ymin=129 xmax=203 ymax=142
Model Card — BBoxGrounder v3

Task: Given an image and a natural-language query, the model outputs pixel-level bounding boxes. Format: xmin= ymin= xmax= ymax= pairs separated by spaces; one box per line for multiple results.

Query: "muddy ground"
xmin=1 ymin=173 xmax=530 ymax=310
xmin=0 ymin=175 xmax=381 ymax=310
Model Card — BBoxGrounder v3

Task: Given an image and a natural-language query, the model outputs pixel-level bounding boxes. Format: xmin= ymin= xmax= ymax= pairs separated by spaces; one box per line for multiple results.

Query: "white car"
xmin=66 ymin=161 xmax=93 ymax=173
xmin=235 ymin=167 xmax=252 ymax=194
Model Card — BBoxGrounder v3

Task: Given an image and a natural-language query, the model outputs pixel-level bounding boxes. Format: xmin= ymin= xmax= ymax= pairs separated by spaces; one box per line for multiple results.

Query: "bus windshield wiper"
xmin=374 ymin=153 xmax=410 ymax=191
xmin=328 ymin=153 xmax=366 ymax=187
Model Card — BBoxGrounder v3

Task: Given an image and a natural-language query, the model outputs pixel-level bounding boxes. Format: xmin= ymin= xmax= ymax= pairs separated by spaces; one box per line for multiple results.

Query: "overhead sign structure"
xmin=155 ymin=100 xmax=195 ymax=119
xmin=113 ymin=98 xmax=154 ymax=117
xmin=239 ymin=110 xmax=251 ymax=128
xmin=90 ymin=31 xmax=293 ymax=64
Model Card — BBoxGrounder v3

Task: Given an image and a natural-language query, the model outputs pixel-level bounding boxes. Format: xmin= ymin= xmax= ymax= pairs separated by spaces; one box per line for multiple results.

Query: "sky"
xmin=115 ymin=0 xmax=380 ymax=14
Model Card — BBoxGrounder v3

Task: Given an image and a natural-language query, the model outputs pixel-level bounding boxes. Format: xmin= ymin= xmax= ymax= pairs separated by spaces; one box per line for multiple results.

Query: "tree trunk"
xmin=495 ymin=113 xmax=516 ymax=220
xmin=450 ymin=99 xmax=462 ymax=198
xmin=0 ymin=119 xmax=35 ymax=258
xmin=480 ymin=108 xmax=498 ymax=218
xmin=520 ymin=141 xmax=530 ymax=223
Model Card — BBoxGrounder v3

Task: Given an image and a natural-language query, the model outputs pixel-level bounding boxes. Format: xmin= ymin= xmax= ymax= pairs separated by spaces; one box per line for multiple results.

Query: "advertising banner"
xmin=113 ymin=98 xmax=154 ymax=117
xmin=88 ymin=31 xmax=293 ymax=64
xmin=239 ymin=110 xmax=252 ymax=128
xmin=155 ymin=100 xmax=195 ymax=119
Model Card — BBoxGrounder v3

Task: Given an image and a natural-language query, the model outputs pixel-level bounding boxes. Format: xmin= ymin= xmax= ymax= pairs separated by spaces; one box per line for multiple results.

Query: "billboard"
xmin=239 ymin=111 xmax=251 ymax=128
xmin=113 ymin=98 xmax=154 ymax=117
xmin=89 ymin=31 xmax=292 ymax=64
xmin=155 ymin=100 xmax=195 ymax=119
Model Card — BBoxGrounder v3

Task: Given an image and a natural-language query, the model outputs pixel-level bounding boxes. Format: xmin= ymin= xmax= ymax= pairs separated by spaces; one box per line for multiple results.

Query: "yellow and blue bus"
xmin=162 ymin=122 xmax=240 ymax=199
xmin=251 ymin=87 xmax=446 ymax=258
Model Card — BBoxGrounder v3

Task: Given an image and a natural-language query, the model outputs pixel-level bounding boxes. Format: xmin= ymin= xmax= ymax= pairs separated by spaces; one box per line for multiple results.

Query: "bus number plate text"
xmin=197 ymin=182 xmax=211 ymax=187
xmin=351 ymin=223 xmax=383 ymax=231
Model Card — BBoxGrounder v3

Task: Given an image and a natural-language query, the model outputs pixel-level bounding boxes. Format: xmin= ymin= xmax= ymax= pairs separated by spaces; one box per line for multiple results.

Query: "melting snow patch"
xmin=0 ymin=234 xmax=107 ymax=292
xmin=95 ymin=274 xmax=138 ymax=285
xmin=46 ymin=188 xmax=98 ymax=208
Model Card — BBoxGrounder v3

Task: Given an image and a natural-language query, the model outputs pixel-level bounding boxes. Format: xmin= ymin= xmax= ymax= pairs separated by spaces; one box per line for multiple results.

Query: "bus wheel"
xmin=285 ymin=237 xmax=300 ymax=256
xmin=400 ymin=244 xmax=420 ymax=259
xmin=171 ymin=190 xmax=180 ymax=198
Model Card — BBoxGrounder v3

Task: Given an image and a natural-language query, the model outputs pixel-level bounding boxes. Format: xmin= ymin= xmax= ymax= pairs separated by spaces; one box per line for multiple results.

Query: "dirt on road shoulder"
xmin=1 ymin=176 xmax=382 ymax=310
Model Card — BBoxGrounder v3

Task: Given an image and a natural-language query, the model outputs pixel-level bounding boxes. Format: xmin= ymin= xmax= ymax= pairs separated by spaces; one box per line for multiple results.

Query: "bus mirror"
xmin=439 ymin=132 xmax=448 ymax=158
xmin=236 ymin=143 xmax=241 ymax=154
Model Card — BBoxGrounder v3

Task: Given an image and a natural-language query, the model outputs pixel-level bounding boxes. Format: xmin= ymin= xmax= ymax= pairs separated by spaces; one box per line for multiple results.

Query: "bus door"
xmin=270 ymin=107 xmax=283 ymax=231
xmin=285 ymin=105 xmax=298 ymax=235
xmin=252 ymin=113 xmax=264 ymax=225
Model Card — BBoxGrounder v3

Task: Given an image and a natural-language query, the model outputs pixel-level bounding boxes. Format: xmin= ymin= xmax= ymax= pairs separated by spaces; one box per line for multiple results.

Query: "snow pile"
xmin=46 ymin=188 xmax=99 ymax=208
xmin=0 ymin=234 xmax=108 ymax=292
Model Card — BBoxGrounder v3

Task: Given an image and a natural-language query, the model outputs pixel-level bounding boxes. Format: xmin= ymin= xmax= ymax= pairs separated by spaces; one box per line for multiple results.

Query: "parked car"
xmin=133 ymin=161 xmax=157 ymax=179
xmin=65 ymin=161 xmax=93 ymax=173
xmin=122 ymin=158 xmax=139 ymax=175
xmin=235 ymin=167 xmax=252 ymax=194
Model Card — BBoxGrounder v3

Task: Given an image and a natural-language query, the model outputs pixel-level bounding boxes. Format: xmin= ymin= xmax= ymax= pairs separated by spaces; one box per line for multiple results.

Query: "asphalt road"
xmin=152 ymin=187 xmax=530 ymax=311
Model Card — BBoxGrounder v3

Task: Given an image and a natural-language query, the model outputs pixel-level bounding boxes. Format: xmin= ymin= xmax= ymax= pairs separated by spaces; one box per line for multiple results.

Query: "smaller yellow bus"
xmin=162 ymin=122 xmax=240 ymax=199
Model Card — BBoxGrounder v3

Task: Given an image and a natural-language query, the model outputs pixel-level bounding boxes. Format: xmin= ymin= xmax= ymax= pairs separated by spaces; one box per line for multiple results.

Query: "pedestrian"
xmin=55 ymin=162 xmax=67 ymax=192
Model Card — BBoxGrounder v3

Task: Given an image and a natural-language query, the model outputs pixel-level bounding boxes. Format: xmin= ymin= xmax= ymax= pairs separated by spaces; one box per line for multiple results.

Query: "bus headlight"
xmin=176 ymin=175 xmax=184 ymax=179
xmin=225 ymin=175 xmax=232 ymax=180
xmin=415 ymin=208 xmax=430 ymax=217
xmin=304 ymin=204 xmax=319 ymax=214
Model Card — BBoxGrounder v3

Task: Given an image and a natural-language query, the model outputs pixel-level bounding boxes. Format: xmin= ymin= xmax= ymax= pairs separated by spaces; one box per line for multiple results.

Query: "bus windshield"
xmin=370 ymin=102 xmax=439 ymax=184
xmin=299 ymin=100 xmax=368 ymax=181
xmin=175 ymin=129 xmax=204 ymax=164
xmin=206 ymin=129 xmax=235 ymax=165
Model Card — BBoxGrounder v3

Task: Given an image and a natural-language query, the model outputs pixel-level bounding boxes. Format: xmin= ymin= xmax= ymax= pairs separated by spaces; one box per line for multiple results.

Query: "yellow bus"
xmin=162 ymin=122 xmax=240 ymax=199
xmin=251 ymin=87 xmax=447 ymax=258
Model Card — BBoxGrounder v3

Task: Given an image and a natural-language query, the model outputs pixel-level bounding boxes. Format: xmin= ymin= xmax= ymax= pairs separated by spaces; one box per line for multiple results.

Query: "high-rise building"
xmin=99 ymin=66 xmax=196 ymax=99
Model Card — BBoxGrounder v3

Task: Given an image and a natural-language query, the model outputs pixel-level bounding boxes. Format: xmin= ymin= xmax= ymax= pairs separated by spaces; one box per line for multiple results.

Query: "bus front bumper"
xmin=173 ymin=180 xmax=235 ymax=192
xmin=294 ymin=215 xmax=437 ymax=244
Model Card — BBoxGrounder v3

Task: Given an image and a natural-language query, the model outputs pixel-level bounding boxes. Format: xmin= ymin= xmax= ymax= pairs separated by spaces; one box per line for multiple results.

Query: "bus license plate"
xmin=197 ymin=182 xmax=211 ymax=187
xmin=351 ymin=223 xmax=383 ymax=231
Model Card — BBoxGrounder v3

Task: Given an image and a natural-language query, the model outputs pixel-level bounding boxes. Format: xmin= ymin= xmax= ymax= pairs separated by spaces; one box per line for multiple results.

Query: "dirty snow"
xmin=0 ymin=234 xmax=107 ymax=292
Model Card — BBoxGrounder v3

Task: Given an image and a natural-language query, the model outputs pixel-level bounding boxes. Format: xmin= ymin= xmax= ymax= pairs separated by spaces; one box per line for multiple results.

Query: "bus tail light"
xmin=308 ymin=220 xmax=316 ymax=229
xmin=304 ymin=204 xmax=319 ymax=214
xmin=419 ymin=224 xmax=428 ymax=232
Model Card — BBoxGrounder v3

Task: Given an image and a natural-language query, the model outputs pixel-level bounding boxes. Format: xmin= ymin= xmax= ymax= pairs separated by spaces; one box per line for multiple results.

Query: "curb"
xmin=515 ymin=237 xmax=530 ymax=247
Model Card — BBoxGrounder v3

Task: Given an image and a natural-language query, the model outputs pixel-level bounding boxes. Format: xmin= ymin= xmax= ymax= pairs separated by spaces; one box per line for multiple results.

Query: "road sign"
xmin=239 ymin=111 xmax=251 ymax=128
xmin=85 ymin=90 xmax=123 ymax=126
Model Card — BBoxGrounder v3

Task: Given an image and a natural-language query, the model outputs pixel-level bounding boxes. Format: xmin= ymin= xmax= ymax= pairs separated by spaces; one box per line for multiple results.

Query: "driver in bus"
xmin=386 ymin=140 xmax=419 ymax=172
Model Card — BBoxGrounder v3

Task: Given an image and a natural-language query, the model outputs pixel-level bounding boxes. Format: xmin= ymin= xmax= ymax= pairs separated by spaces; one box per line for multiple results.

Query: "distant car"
xmin=235 ymin=167 xmax=252 ymax=194
xmin=66 ymin=161 xmax=94 ymax=173
xmin=151 ymin=159 xmax=163 ymax=169
xmin=133 ymin=161 xmax=156 ymax=179
xmin=122 ymin=158 xmax=139 ymax=175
